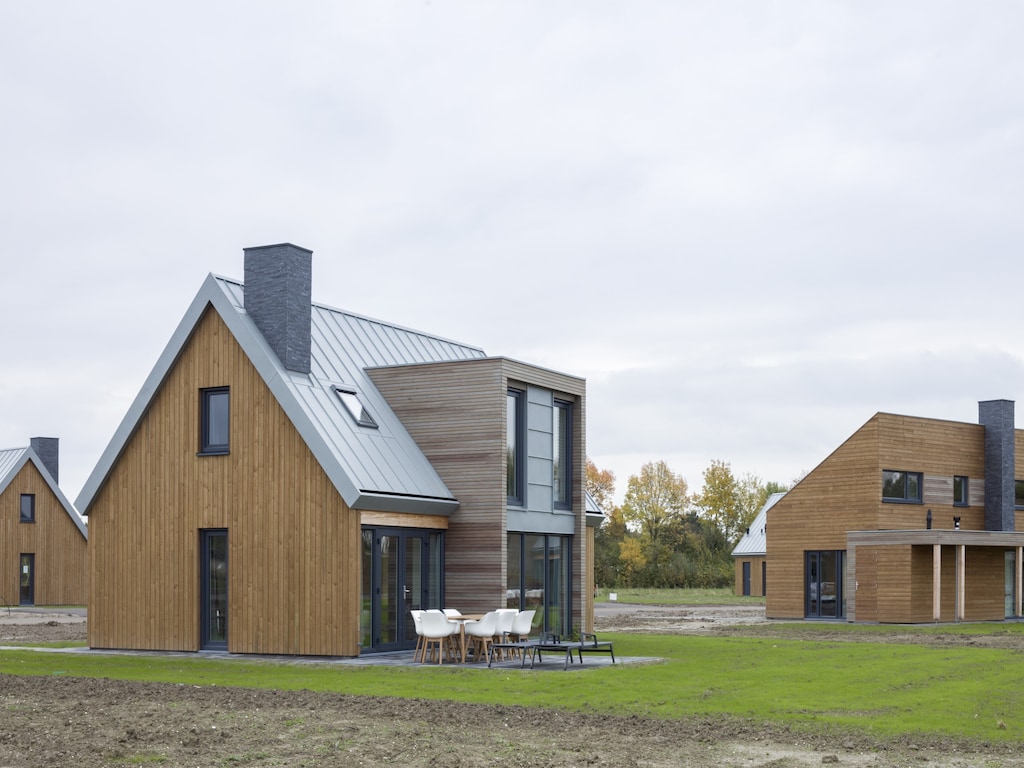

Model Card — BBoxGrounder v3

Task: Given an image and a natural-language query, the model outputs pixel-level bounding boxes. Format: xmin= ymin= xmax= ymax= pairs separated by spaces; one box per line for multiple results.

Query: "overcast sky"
xmin=3 ymin=3 xmax=1024 ymax=508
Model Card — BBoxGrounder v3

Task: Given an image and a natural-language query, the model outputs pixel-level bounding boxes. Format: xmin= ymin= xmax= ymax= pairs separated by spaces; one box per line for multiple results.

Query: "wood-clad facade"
xmin=82 ymin=244 xmax=591 ymax=655
xmin=369 ymin=357 xmax=590 ymax=632
xmin=767 ymin=410 xmax=1024 ymax=623
xmin=88 ymin=308 xmax=362 ymax=654
xmin=733 ymin=555 xmax=766 ymax=597
xmin=0 ymin=460 xmax=87 ymax=607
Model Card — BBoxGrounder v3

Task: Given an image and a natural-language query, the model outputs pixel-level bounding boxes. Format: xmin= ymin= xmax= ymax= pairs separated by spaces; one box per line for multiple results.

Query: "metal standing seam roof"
xmin=77 ymin=273 xmax=488 ymax=517
xmin=0 ymin=446 xmax=88 ymax=538
xmin=731 ymin=491 xmax=786 ymax=557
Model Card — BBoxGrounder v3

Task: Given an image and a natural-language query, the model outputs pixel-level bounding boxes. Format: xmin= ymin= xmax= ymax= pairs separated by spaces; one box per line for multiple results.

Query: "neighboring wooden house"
xmin=767 ymin=400 xmax=1024 ymax=623
xmin=77 ymin=244 xmax=590 ymax=655
xmin=0 ymin=437 xmax=88 ymax=607
xmin=731 ymin=491 xmax=784 ymax=597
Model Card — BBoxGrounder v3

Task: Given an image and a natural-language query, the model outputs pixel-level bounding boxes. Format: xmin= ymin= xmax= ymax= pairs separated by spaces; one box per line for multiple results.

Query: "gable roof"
xmin=77 ymin=273 xmax=487 ymax=517
xmin=731 ymin=491 xmax=785 ymax=557
xmin=0 ymin=446 xmax=87 ymax=539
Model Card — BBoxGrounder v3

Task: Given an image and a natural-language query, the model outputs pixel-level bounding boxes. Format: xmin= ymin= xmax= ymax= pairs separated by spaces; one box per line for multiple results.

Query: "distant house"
xmin=731 ymin=491 xmax=784 ymax=597
xmin=767 ymin=400 xmax=1024 ymax=623
xmin=0 ymin=437 xmax=88 ymax=607
xmin=77 ymin=244 xmax=591 ymax=655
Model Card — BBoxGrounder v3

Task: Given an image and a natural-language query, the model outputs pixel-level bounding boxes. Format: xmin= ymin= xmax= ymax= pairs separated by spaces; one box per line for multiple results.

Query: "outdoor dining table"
xmin=446 ymin=613 xmax=485 ymax=662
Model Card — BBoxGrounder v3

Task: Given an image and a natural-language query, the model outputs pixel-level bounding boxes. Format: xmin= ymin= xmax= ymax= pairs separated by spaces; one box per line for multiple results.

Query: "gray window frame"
xmin=953 ymin=475 xmax=969 ymax=507
xmin=335 ymin=387 xmax=378 ymax=428
xmin=199 ymin=387 xmax=230 ymax=455
xmin=553 ymin=399 xmax=572 ymax=510
xmin=507 ymin=388 xmax=525 ymax=507
xmin=19 ymin=493 xmax=35 ymax=523
xmin=882 ymin=469 xmax=923 ymax=503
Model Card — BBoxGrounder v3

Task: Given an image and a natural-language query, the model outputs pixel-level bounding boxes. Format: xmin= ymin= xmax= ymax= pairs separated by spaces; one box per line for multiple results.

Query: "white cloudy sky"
xmin=3 ymin=2 xmax=1024 ymax=507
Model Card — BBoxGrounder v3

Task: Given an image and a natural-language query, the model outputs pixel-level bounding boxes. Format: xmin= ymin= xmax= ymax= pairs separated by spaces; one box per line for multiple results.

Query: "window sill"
xmin=197 ymin=450 xmax=230 ymax=457
xmin=882 ymin=498 xmax=923 ymax=505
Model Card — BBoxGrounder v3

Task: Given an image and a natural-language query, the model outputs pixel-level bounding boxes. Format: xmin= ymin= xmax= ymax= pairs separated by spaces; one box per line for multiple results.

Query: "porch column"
xmin=1017 ymin=547 xmax=1023 ymax=618
xmin=956 ymin=544 xmax=966 ymax=622
xmin=932 ymin=544 xmax=941 ymax=622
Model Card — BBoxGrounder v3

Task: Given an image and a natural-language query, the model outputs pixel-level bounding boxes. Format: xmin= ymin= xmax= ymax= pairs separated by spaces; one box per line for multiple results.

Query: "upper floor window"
xmin=20 ymin=493 xmax=35 ymax=523
xmin=953 ymin=475 xmax=969 ymax=506
xmin=200 ymin=387 xmax=230 ymax=455
xmin=1016 ymin=480 xmax=1024 ymax=509
xmin=553 ymin=399 xmax=572 ymax=509
xmin=507 ymin=389 xmax=524 ymax=507
xmin=336 ymin=387 xmax=378 ymax=428
xmin=882 ymin=470 xmax=922 ymax=503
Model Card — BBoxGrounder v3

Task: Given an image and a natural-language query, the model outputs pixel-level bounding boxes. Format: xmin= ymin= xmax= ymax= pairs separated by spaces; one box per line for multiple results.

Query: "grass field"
xmin=3 ymin=628 xmax=1022 ymax=744
xmin=595 ymin=587 xmax=764 ymax=605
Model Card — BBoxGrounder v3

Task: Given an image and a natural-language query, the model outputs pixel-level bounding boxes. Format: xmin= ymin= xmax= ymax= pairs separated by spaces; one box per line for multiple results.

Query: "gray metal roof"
xmin=77 ymin=273 xmax=487 ymax=517
xmin=0 ymin=446 xmax=88 ymax=538
xmin=731 ymin=491 xmax=786 ymax=557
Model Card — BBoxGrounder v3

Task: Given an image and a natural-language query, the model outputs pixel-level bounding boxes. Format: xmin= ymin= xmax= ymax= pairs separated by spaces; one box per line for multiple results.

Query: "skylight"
xmin=335 ymin=387 xmax=378 ymax=428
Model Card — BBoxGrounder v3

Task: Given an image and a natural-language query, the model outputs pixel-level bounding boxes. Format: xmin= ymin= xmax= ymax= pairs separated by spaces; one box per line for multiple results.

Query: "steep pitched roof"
xmin=731 ymin=491 xmax=785 ymax=557
xmin=0 ymin=446 xmax=87 ymax=538
xmin=77 ymin=273 xmax=487 ymax=517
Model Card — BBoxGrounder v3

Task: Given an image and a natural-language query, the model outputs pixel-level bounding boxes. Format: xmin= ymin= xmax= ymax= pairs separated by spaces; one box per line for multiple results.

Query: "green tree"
xmin=695 ymin=460 xmax=768 ymax=545
xmin=621 ymin=461 xmax=689 ymax=544
xmin=588 ymin=459 xmax=624 ymax=587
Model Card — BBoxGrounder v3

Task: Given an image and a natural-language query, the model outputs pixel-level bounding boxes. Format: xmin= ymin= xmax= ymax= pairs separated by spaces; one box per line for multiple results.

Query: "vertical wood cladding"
xmin=733 ymin=556 xmax=766 ymax=597
xmin=369 ymin=358 xmax=587 ymax=625
xmin=769 ymin=412 xmax=1022 ymax=622
xmin=88 ymin=307 xmax=360 ymax=655
xmin=0 ymin=462 xmax=87 ymax=605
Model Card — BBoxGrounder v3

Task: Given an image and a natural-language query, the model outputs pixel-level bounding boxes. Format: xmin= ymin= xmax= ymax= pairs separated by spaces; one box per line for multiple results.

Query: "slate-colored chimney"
xmin=979 ymin=399 xmax=1015 ymax=532
xmin=243 ymin=243 xmax=313 ymax=374
xmin=30 ymin=436 xmax=59 ymax=484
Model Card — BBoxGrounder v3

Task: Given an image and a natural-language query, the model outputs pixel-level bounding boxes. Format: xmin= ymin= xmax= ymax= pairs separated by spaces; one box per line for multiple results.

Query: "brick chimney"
xmin=979 ymin=399 xmax=1015 ymax=532
xmin=30 ymin=436 xmax=59 ymax=484
xmin=243 ymin=243 xmax=313 ymax=374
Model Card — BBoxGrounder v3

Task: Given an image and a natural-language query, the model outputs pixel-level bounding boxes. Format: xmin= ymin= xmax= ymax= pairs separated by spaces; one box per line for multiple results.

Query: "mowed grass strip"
xmin=3 ymin=632 xmax=1023 ymax=743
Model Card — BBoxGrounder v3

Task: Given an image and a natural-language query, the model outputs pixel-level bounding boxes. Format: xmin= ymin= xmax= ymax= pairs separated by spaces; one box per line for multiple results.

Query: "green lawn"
xmin=596 ymin=587 xmax=764 ymax=605
xmin=3 ymin=629 xmax=1022 ymax=744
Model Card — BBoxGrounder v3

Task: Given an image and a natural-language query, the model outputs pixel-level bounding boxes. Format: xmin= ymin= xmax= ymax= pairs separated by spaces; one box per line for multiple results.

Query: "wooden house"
xmin=0 ymin=437 xmax=88 ymax=607
xmin=766 ymin=400 xmax=1024 ymax=623
xmin=76 ymin=243 xmax=591 ymax=655
xmin=731 ymin=491 xmax=783 ymax=597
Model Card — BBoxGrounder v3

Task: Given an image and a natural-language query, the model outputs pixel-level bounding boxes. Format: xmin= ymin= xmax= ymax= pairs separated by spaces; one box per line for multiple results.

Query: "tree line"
xmin=587 ymin=458 xmax=790 ymax=589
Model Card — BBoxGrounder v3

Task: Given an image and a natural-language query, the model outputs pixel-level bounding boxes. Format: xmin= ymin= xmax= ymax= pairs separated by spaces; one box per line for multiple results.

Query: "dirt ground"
xmin=1 ymin=605 xmax=1022 ymax=768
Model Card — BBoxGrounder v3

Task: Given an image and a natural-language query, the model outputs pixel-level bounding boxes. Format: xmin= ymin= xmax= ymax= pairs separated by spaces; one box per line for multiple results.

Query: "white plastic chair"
xmin=420 ymin=609 xmax=459 ymax=664
xmin=462 ymin=610 xmax=501 ymax=662
xmin=409 ymin=609 xmax=425 ymax=662
xmin=510 ymin=609 xmax=536 ymax=641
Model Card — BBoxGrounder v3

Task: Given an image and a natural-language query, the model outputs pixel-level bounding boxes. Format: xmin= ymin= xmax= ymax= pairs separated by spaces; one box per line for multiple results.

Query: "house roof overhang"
xmin=847 ymin=529 xmax=1024 ymax=548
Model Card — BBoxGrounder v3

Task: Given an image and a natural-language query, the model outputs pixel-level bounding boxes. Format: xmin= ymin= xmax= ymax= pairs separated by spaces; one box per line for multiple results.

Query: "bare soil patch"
xmin=1 ymin=606 xmax=1021 ymax=767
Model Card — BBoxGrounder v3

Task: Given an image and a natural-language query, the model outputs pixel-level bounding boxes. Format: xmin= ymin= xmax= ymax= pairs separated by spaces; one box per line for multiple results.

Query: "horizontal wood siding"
xmin=767 ymin=415 xmax=881 ymax=619
xmin=369 ymin=357 xmax=588 ymax=626
xmin=89 ymin=307 xmax=361 ymax=655
xmin=0 ymin=462 xmax=88 ymax=606
xmin=770 ymin=411 xmax=1023 ymax=622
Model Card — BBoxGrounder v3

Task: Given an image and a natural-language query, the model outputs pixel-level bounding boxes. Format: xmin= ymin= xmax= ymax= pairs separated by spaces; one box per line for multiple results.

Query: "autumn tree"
xmin=695 ymin=460 xmax=769 ymax=545
xmin=620 ymin=461 xmax=689 ymax=544
xmin=588 ymin=459 xmax=625 ymax=587
xmin=586 ymin=458 xmax=616 ymax=514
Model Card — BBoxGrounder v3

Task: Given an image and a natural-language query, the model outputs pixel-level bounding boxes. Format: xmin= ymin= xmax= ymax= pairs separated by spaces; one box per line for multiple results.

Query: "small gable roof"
xmin=77 ymin=273 xmax=488 ymax=517
xmin=731 ymin=491 xmax=785 ymax=558
xmin=0 ymin=446 xmax=87 ymax=539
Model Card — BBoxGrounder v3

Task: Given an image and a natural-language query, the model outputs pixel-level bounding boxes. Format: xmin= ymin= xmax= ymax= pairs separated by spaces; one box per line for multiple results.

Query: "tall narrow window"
xmin=200 ymin=387 xmax=230 ymax=454
xmin=507 ymin=389 xmax=524 ymax=506
xmin=20 ymin=494 xmax=35 ymax=523
xmin=1016 ymin=480 xmax=1024 ymax=510
xmin=553 ymin=399 xmax=572 ymax=509
xmin=953 ymin=475 xmax=969 ymax=506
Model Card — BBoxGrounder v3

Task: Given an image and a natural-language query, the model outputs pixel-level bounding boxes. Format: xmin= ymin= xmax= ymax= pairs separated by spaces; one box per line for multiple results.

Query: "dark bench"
xmin=487 ymin=633 xmax=615 ymax=670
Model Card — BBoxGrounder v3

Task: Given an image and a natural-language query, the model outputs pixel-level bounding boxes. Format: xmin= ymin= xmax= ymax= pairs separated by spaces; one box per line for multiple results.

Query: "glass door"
xmin=1005 ymin=550 xmax=1016 ymax=619
xmin=806 ymin=550 xmax=845 ymax=619
xmin=361 ymin=528 xmax=442 ymax=653
xmin=19 ymin=554 xmax=34 ymax=606
xmin=201 ymin=530 xmax=228 ymax=650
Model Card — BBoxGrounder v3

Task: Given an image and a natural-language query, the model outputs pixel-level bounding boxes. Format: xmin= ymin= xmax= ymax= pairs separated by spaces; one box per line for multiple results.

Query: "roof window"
xmin=336 ymin=387 xmax=378 ymax=428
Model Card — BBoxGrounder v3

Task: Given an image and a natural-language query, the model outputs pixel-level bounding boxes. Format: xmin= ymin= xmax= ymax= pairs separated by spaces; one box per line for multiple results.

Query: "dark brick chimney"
xmin=979 ymin=399 xmax=1015 ymax=532
xmin=30 ymin=436 xmax=59 ymax=484
xmin=243 ymin=243 xmax=313 ymax=374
